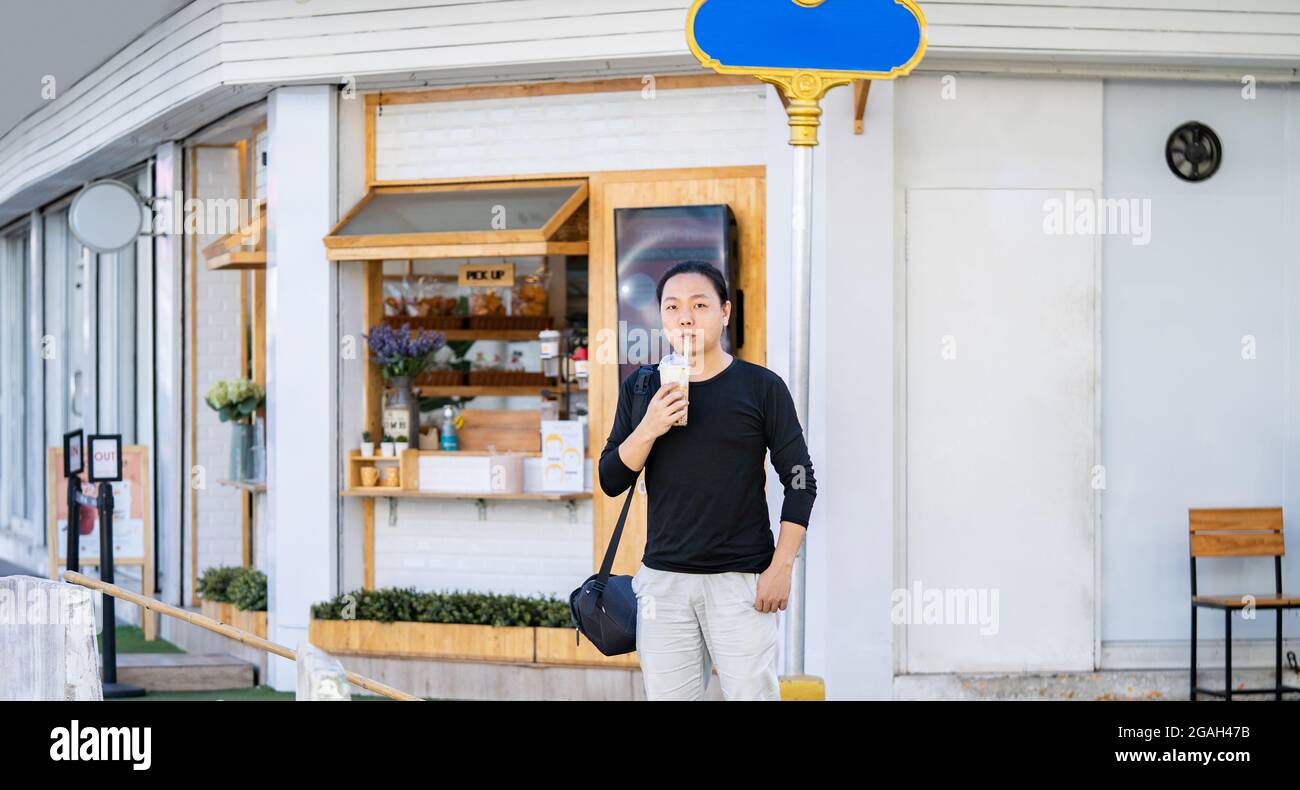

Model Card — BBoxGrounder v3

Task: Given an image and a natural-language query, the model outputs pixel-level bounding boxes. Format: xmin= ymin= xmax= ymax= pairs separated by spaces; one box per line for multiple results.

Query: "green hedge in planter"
xmin=197 ymin=566 xmax=241 ymax=603
xmin=312 ymin=587 xmax=571 ymax=628
xmin=197 ymin=565 xmax=267 ymax=612
xmin=228 ymin=569 xmax=267 ymax=612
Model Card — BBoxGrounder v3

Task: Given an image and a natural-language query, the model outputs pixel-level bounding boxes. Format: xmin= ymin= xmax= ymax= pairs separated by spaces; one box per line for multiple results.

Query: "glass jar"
xmin=418 ymin=279 xmax=458 ymax=317
xmin=469 ymin=287 xmax=508 ymax=316
xmin=539 ymin=396 xmax=560 ymax=423
xmin=409 ymin=277 xmax=431 ymax=317
xmin=511 ymin=270 xmax=550 ymax=317
xmin=383 ymin=280 xmax=405 ymax=317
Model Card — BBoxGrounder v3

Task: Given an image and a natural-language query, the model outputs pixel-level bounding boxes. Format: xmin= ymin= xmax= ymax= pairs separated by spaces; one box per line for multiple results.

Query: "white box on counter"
xmin=416 ymin=453 xmax=592 ymax=494
xmin=417 ymin=455 xmax=492 ymax=493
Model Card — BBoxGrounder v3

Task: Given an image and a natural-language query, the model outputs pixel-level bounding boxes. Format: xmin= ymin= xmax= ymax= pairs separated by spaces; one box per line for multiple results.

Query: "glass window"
xmin=1 ymin=228 xmax=30 ymax=526
xmin=333 ymin=185 xmax=582 ymax=236
xmin=43 ymin=207 xmax=93 ymax=439
xmin=97 ymin=241 xmax=138 ymax=443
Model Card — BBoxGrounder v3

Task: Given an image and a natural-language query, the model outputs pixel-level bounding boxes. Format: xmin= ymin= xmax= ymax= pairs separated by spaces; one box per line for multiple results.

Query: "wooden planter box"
xmin=310 ymin=618 xmax=534 ymax=663
xmin=535 ymin=627 xmax=640 ymax=668
xmin=200 ymin=599 xmax=268 ymax=639
xmin=309 ymin=619 xmax=639 ymax=667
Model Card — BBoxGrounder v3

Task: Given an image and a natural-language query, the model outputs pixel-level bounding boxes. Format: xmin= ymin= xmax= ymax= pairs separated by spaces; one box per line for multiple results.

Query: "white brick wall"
xmin=375 ymin=85 xmax=768 ymax=181
xmin=376 ymin=499 xmax=594 ymax=598
xmin=347 ymin=84 xmax=768 ymax=598
xmin=190 ymin=146 xmax=247 ymax=587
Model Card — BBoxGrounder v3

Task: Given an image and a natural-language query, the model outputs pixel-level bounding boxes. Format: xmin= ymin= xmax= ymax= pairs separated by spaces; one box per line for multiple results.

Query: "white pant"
xmin=631 ymin=564 xmax=781 ymax=701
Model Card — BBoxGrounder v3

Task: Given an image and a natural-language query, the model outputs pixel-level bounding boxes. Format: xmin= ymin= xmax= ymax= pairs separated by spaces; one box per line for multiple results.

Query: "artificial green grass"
xmin=106 ymin=626 xmax=431 ymax=700
xmin=106 ymin=686 xmax=400 ymax=701
xmin=114 ymin=625 xmax=185 ymax=654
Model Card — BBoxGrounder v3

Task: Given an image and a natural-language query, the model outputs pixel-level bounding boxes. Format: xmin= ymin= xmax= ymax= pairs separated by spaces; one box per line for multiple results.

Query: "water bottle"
xmin=440 ymin=404 xmax=459 ymax=451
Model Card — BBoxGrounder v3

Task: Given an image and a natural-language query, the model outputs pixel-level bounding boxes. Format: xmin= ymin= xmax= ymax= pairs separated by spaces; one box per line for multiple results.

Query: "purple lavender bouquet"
xmin=364 ymin=322 xmax=446 ymax=380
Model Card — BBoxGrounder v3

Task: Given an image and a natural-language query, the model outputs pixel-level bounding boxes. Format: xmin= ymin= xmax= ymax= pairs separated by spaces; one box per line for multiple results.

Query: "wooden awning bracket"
xmin=854 ymin=80 xmax=871 ymax=135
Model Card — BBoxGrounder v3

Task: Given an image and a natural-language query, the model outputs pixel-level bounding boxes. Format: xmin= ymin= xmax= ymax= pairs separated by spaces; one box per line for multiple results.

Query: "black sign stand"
xmin=86 ymin=434 xmax=144 ymax=699
xmin=65 ymin=476 xmax=81 ymax=575
xmin=63 ymin=430 xmax=84 ymax=575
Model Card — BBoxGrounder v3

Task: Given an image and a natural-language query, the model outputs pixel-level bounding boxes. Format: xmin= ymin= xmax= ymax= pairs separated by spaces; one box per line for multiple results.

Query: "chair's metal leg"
xmin=1190 ymin=604 xmax=1197 ymax=701
xmin=1225 ymin=609 xmax=1233 ymax=702
xmin=1276 ymin=609 xmax=1283 ymax=701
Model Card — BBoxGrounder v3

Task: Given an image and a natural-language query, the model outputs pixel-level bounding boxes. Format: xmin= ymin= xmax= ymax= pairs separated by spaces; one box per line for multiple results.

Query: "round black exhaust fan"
xmin=1166 ymin=121 xmax=1222 ymax=182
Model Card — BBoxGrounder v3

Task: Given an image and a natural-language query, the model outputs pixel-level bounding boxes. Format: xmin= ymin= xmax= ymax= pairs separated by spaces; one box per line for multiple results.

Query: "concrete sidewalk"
xmin=0 ymin=558 xmax=38 ymax=577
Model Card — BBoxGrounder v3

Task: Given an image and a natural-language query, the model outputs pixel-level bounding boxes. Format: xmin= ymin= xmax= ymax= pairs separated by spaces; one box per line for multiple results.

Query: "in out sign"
xmin=63 ymin=429 xmax=84 ymax=477
xmin=88 ymin=434 xmax=124 ymax=483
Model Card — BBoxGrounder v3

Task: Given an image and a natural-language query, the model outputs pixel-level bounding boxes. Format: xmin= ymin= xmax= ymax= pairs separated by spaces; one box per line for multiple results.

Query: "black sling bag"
xmin=567 ymin=364 xmax=657 ymax=656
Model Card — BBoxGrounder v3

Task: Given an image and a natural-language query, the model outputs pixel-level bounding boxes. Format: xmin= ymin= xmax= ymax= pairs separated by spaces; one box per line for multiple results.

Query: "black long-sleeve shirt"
xmin=598 ymin=356 xmax=816 ymax=573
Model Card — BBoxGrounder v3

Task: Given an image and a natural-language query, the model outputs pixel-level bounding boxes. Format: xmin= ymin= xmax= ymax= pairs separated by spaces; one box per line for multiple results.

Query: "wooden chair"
xmin=1189 ymin=507 xmax=1300 ymax=700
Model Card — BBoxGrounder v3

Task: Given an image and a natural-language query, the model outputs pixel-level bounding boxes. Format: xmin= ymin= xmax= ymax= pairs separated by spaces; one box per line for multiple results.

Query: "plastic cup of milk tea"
xmin=658 ymin=339 xmax=691 ymax=428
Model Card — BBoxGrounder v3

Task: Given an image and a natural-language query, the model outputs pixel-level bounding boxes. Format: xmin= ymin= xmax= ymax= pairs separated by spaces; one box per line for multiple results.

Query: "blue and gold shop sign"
xmin=687 ymin=0 xmax=927 ymax=144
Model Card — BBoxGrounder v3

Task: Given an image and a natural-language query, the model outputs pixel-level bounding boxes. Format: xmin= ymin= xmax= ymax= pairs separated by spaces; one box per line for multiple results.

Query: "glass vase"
xmin=382 ymin=376 xmax=419 ymax=448
xmin=229 ymin=421 xmax=255 ymax=481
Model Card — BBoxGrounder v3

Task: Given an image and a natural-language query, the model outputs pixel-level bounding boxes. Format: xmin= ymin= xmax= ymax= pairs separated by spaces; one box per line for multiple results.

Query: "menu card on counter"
xmin=541 ymin=420 xmax=584 ymax=492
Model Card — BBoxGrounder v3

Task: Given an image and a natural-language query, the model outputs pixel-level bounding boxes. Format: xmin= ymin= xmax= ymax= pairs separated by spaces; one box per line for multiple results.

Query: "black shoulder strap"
xmin=632 ymin=364 xmax=656 ymax=403
xmin=596 ymin=366 xmax=656 ymax=587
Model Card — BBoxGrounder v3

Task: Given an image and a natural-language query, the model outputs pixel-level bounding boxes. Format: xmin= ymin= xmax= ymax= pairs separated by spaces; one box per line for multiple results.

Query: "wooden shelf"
xmin=410 ymin=450 xmax=542 ymax=457
xmin=203 ymin=200 xmax=267 ymax=270
xmin=217 ymin=479 xmax=268 ymax=493
xmin=390 ymin=326 xmax=549 ymax=342
xmin=441 ymin=329 xmax=550 ymax=342
xmin=415 ymin=385 xmax=559 ymax=397
xmin=341 ymin=489 xmax=591 ymax=500
xmin=207 ymin=251 xmax=266 ymax=271
xmin=350 ymin=450 xmax=543 ymax=459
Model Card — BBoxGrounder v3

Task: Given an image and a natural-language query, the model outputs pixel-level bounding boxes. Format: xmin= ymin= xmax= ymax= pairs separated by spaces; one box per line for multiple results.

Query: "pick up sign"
xmin=459 ymin=263 xmax=516 ymax=288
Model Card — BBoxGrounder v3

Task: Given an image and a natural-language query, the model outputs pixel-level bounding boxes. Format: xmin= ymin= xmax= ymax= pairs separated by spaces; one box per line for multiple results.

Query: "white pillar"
xmin=820 ymin=83 xmax=896 ymax=699
xmin=766 ymin=83 xmax=896 ymax=699
xmin=1285 ymin=89 xmax=1300 ymax=568
xmin=266 ymin=85 xmax=339 ymax=691
xmin=152 ymin=142 xmax=185 ymax=608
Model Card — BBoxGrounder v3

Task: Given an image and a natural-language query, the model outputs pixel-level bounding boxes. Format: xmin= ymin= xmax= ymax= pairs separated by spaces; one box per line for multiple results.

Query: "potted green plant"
xmin=198 ymin=565 xmax=269 ymax=638
xmin=380 ymin=434 xmax=396 ymax=457
xmin=360 ymin=430 xmax=375 ymax=458
xmin=205 ymin=378 xmax=266 ymax=480
xmin=394 ymin=434 xmax=409 ymax=454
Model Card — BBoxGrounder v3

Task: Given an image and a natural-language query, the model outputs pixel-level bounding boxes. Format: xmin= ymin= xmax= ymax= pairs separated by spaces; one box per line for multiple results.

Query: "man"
xmin=599 ymin=259 xmax=817 ymax=701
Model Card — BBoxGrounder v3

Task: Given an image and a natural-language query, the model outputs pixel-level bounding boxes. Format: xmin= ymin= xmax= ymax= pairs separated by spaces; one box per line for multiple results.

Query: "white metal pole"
xmin=785 ymin=143 xmax=814 ymax=676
